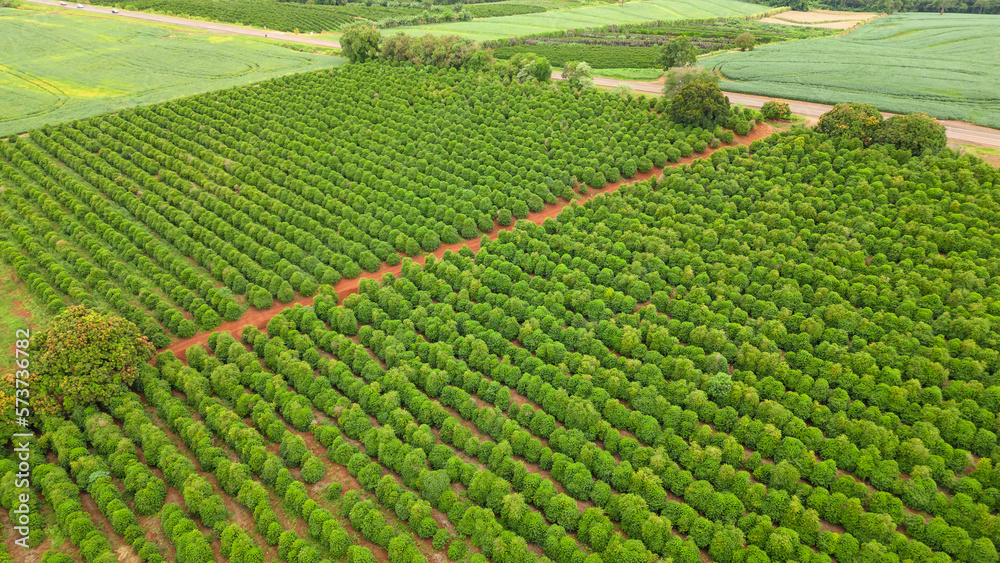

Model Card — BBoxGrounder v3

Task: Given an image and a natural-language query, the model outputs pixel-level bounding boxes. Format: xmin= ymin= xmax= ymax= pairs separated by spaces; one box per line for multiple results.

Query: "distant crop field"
xmin=84 ymin=0 xmax=426 ymax=32
xmin=463 ymin=2 xmax=547 ymax=18
xmin=495 ymin=44 xmax=662 ymax=68
xmin=706 ymin=13 xmax=1000 ymax=128
xmin=492 ymin=18 xmax=836 ymax=68
xmin=385 ymin=0 xmax=770 ymax=41
xmin=0 ymin=6 xmax=343 ymax=136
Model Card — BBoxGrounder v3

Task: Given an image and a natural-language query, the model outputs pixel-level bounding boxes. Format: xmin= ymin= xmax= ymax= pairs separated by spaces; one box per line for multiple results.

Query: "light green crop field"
xmin=706 ymin=13 xmax=1000 ymax=129
xmin=0 ymin=6 xmax=345 ymax=136
xmin=384 ymin=0 xmax=770 ymax=41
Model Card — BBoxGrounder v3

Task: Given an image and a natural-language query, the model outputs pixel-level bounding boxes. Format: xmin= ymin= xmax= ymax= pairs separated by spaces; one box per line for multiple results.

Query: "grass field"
xmin=385 ymin=0 xmax=770 ymax=41
xmin=593 ymin=67 xmax=664 ymax=80
xmin=85 ymin=0 xmax=427 ymax=32
xmin=706 ymin=13 xmax=1000 ymax=128
xmin=0 ymin=266 xmax=52 ymax=373
xmin=0 ymin=6 xmax=344 ymax=136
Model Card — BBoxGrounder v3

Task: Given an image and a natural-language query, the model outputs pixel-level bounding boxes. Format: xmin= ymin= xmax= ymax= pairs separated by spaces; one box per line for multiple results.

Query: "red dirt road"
xmin=162 ymin=123 xmax=773 ymax=361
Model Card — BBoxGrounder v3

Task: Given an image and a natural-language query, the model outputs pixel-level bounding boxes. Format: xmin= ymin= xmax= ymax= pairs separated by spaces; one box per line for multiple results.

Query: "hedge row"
xmin=47 ymin=420 xmax=159 ymax=563
xmin=148 ymin=354 xmax=393 ymax=563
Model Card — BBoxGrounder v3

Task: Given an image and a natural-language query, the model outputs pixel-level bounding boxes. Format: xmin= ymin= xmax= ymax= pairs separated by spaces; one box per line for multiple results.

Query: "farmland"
xmin=0 ymin=63 xmax=740 ymax=352
xmin=8 ymin=118 xmax=1000 ymax=563
xmin=492 ymin=18 xmax=837 ymax=69
xmin=384 ymin=0 xmax=771 ymax=42
xmin=461 ymin=0 xmax=593 ymax=18
xmin=80 ymin=0 xmax=427 ymax=32
xmin=0 ymin=5 xmax=343 ymax=137
xmin=4 ymin=1 xmax=1000 ymax=562
xmin=758 ymin=9 xmax=879 ymax=29
xmin=707 ymin=13 xmax=1000 ymax=129
xmin=495 ymin=44 xmax=663 ymax=68
xmin=462 ymin=3 xmax=548 ymax=18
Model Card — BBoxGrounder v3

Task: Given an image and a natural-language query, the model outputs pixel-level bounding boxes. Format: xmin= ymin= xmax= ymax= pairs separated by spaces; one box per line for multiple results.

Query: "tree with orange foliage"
xmin=30 ymin=306 xmax=154 ymax=415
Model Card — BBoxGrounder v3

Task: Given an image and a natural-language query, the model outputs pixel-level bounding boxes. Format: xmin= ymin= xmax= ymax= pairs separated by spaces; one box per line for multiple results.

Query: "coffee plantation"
xmin=1 ymin=38 xmax=999 ymax=563
xmin=0 ymin=63 xmax=723 ymax=347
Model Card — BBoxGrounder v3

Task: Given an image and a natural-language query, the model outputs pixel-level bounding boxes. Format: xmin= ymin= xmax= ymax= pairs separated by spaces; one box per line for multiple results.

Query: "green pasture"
xmin=706 ymin=13 xmax=1000 ymax=129
xmin=0 ymin=6 xmax=344 ymax=136
xmin=592 ymin=67 xmax=664 ymax=80
xmin=384 ymin=0 xmax=770 ymax=41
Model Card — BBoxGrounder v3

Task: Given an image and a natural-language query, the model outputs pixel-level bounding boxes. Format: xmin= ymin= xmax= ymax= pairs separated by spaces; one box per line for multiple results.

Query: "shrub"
xmin=761 ymin=100 xmax=791 ymax=120
xmin=110 ymin=508 xmax=137 ymax=534
xmin=620 ymin=159 xmax=638 ymax=178
xmin=302 ymin=457 xmax=326 ymax=484
xmin=328 ymin=527 xmax=351 ymax=558
xmin=447 ymin=540 xmax=468 ymax=561
xmin=432 ymin=529 xmax=450 ymax=550
xmin=588 ymin=172 xmax=606 ymax=189
xmin=134 ymin=484 xmax=166 ymax=515
xmin=414 ymin=516 xmax=438 ymax=539
xmin=497 ymin=209 xmax=512 ymax=226
xmin=266 ymin=522 xmax=284 ymax=545
xmin=280 ymin=433 xmax=308 ymax=467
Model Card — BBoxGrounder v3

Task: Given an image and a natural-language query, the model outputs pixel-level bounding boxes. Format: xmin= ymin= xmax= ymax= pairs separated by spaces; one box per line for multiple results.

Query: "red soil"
xmin=11 ymin=300 xmax=30 ymax=320
xmin=79 ymin=493 xmax=142 ymax=563
xmin=161 ymin=123 xmax=772 ymax=363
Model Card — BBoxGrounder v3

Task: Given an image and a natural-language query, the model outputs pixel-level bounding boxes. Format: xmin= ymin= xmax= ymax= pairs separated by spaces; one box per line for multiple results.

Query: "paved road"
xmin=21 ymin=0 xmax=343 ymax=48
xmin=587 ymin=75 xmax=1000 ymax=150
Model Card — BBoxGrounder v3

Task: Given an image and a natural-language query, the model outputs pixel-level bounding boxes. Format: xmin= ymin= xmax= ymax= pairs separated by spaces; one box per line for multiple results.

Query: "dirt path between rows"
xmin=161 ymin=123 xmax=773 ymax=362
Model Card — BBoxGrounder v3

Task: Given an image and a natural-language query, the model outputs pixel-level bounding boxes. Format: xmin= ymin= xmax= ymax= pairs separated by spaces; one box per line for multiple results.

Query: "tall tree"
xmin=32 ymin=306 xmax=154 ymax=415
xmin=658 ymin=37 xmax=698 ymax=70
xmin=341 ymin=23 xmax=381 ymax=63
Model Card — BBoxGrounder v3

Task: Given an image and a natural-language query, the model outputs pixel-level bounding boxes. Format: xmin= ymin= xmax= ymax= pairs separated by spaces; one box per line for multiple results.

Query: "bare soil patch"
xmin=11 ymin=300 xmax=30 ymax=321
xmin=79 ymin=493 xmax=141 ymax=563
xmin=762 ymin=9 xmax=879 ymax=28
